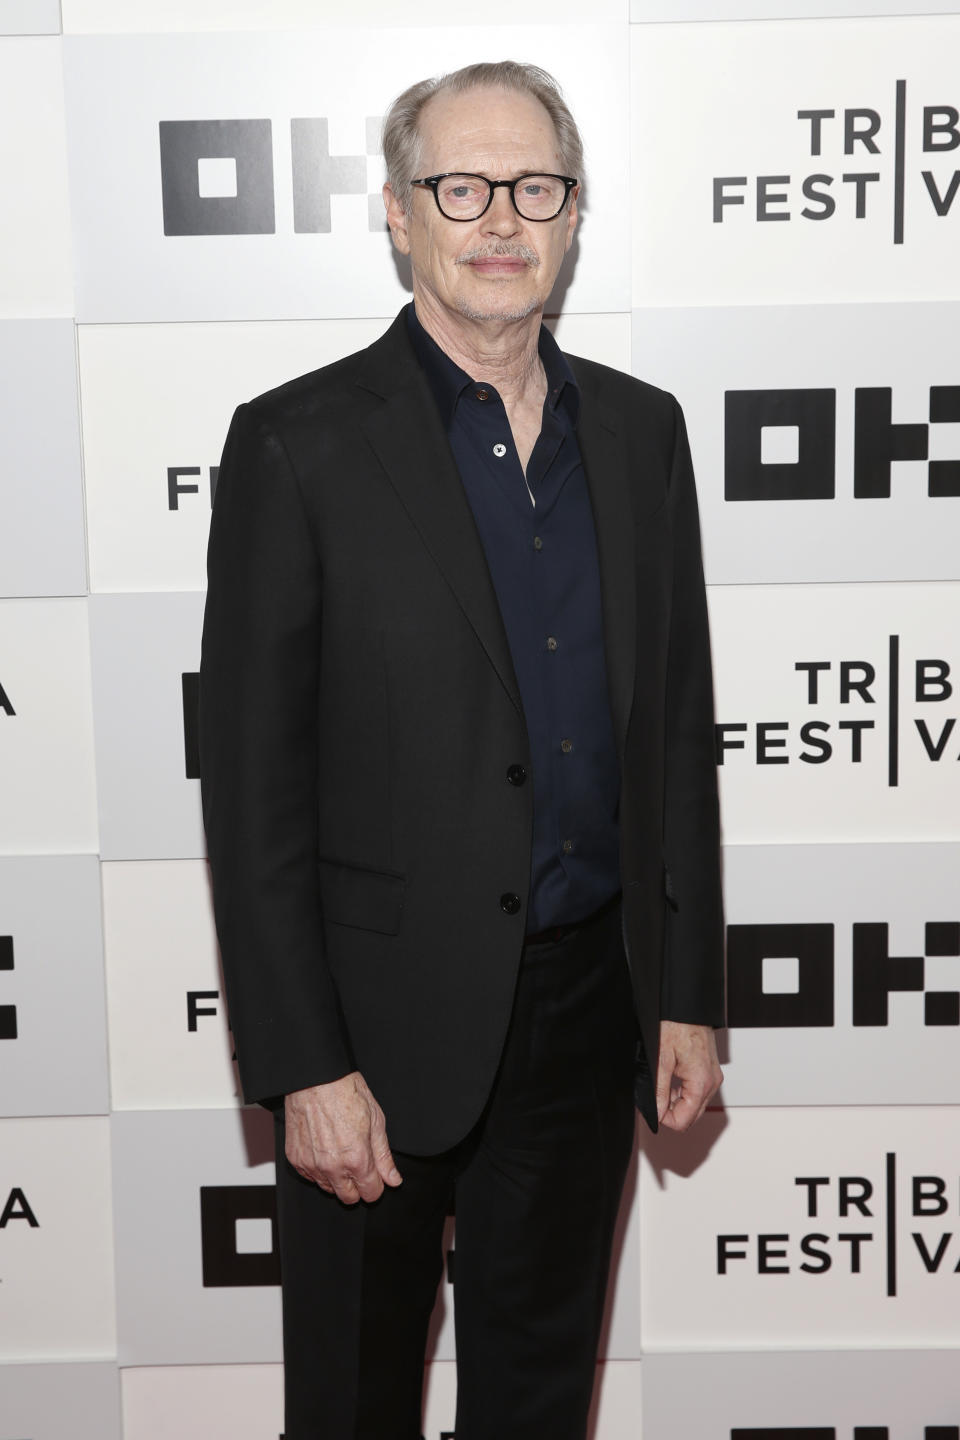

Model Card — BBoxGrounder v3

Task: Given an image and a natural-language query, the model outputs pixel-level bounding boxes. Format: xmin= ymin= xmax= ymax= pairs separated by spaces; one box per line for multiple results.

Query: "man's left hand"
xmin=655 ymin=1020 xmax=723 ymax=1132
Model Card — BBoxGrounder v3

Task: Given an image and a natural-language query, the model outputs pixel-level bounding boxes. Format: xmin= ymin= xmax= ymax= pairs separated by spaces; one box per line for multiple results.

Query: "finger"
xmin=339 ymin=1144 xmax=386 ymax=1204
xmin=350 ymin=1167 xmax=385 ymax=1204
xmin=661 ymin=1070 xmax=722 ymax=1133
xmin=332 ymin=1175 xmax=362 ymax=1206
xmin=313 ymin=1175 xmax=335 ymax=1194
xmin=292 ymin=1160 xmax=333 ymax=1190
xmin=660 ymin=1087 xmax=701 ymax=1132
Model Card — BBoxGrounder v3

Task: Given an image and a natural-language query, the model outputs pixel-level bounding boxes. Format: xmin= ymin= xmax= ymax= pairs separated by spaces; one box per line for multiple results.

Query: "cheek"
xmin=436 ymin=241 xmax=462 ymax=278
xmin=539 ymin=234 xmax=566 ymax=274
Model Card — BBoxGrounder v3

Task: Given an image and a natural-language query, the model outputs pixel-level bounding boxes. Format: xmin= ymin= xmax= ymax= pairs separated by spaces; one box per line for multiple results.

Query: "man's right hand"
xmin=284 ymin=1071 xmax=403 ymax=1205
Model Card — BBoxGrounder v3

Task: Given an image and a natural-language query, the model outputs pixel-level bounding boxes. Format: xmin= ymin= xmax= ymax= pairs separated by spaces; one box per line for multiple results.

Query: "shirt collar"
xmin=405 ymin=301 xmax=580 ymax=430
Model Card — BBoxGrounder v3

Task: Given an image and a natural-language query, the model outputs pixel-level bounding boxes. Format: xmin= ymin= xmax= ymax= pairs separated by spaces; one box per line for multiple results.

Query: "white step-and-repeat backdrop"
xmin=2 ymin=1 xmax=958 ymax=1435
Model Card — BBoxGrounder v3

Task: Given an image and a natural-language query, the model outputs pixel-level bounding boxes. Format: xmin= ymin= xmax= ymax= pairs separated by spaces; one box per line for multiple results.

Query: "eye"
xmin=439 ymin=176 xmax=483 ymax=201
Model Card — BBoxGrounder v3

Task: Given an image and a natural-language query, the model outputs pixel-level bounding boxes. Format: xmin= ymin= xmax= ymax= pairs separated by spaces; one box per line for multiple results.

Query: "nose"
xmin=480 ymin=184 xmax=521 ymax=238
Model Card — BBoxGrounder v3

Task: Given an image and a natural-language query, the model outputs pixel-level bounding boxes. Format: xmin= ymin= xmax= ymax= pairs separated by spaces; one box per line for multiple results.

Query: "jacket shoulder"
xmin=566 ymin=353 xmax=681 ymax=449
xmin=237 ymin=311 xmax=411 ymax=432
xmin=567 ymin=352 xmax=678 ymax=418
xmin=240 ymin=346 xmax=372 ymax=431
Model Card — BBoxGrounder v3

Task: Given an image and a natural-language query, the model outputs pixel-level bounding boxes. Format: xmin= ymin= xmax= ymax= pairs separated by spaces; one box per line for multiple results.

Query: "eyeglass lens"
xmin=435 ymin=174 xmax=568 ymax=220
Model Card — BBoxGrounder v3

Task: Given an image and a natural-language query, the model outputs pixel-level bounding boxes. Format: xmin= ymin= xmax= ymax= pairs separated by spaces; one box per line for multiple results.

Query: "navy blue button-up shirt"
xmin=406 ymin=303 xmax=620 ymax=934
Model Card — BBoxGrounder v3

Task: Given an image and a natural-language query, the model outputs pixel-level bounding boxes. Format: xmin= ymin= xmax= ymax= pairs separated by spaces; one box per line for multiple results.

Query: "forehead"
xmin=417 ymin=85 xmax=562 ymax=173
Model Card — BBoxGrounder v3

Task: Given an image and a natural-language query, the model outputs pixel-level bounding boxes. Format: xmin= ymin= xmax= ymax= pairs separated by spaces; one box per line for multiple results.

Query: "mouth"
xmin=457 ymin=245 xmax=540 ymax=277
xmin=467 ymin=257 xmax=529 ymax=276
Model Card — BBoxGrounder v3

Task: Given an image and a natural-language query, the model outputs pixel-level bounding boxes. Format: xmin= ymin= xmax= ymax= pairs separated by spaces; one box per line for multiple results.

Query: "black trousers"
xmin=273 ymin=900 xmax=638 ymax=1440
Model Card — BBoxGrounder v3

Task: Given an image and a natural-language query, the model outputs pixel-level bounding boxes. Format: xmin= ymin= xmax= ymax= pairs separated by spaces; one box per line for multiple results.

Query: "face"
xmin=384 ymin=85 xmax=579 ymax=327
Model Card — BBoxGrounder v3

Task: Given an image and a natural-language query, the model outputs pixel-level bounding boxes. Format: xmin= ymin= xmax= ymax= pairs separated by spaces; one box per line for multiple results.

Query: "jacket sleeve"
xmin=659 ymin=397 xmax=725 ymax=1027
xmin=199 ymin=402 xmax=354 ymax=1103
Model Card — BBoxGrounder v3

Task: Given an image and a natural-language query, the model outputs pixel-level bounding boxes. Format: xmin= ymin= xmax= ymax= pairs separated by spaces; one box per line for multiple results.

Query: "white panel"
xmin=0 ymin=599 xmax=99 ymax=855
xmin=88 ymin=592 xmax=205 ymax=860
xmin=642 ymin=1349 xmax=960 ymax=1434
xmin=103 ymin=859 xmax=241 ymax=1109
xmin=546 ymin=310 xmax=633 ymax=372
xmin=720 ymin=842 xmax=960 ymax=1106
xmin=639 ymin=1106 xmax=960 ymax=1349
xmin=709 ymin=581 xmax=960 ymax=844
xmin=111 ymin=1108 xmax=281 ymax=1365
xmin=0 ymin=1362 xmax=121 ymax=1440
xmin=79 ymin=317 xmax=389 ymax=593
xmin=632 ymin=17 xmax=960 ymax=305
xmin=121 ymin=1363 xmax=283 ymax=1440
xmin=0 ymin=37 xmax=74 ymax=315
xmin=0 ymin=319 xmax=86 ymax=597
xmin=422 ymin=1363 xmax=458 ymax=1440
xmin=0 ymin=855 xmax=109 ymax=1118
xmin=632 ymin=302 xmax=960 ymax=585
xmin=63 ymin=28 xmax=630 ymax=322
xmin=62 ymin=0 xmax=628 ymax=29
xmin=0 ymin=1 xmax=61 ymax=34
xmin=0 ymin=1117 xmax=116 ymax=1359
xmin=589 ymin=1361 xmax=644 ymax=1440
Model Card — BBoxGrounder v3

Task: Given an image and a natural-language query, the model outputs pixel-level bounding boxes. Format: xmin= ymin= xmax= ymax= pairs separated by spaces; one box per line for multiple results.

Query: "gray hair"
xmin=382 ymin=61 xmax=584 ymax=212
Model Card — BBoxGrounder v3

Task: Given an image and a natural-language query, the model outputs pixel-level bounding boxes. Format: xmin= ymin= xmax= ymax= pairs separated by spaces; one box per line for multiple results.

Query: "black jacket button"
xmin=500 ymin=892 xmax=521 ymax=915
xmin=506 ymin=764 xmax=527 ymax=786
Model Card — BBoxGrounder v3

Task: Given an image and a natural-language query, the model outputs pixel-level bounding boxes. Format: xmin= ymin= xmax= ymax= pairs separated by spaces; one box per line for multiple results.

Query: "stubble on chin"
xmin=452 ymin=293 xmax=543 ymax=324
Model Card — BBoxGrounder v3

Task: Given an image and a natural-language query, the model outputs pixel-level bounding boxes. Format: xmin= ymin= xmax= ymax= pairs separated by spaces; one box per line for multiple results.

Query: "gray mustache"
xmin=456 ymin=243 xmax=541 ymax=268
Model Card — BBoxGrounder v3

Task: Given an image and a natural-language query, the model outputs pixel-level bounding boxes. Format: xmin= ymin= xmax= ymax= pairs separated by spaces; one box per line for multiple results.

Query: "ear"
xmin=563 ymin=184 xmax=579 ymax=254
xmin=383 ymin=182 xmax=412 ymax=256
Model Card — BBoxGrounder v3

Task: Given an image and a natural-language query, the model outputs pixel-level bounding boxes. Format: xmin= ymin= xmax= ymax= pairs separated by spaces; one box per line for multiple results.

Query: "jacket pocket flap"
xmin=318 ymin=860 xmax=405 ymax=935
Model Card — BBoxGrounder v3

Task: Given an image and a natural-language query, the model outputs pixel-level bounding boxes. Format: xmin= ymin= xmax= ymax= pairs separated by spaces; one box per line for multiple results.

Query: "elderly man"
xmin=200 ymin=60 xmax=723 ymax=1440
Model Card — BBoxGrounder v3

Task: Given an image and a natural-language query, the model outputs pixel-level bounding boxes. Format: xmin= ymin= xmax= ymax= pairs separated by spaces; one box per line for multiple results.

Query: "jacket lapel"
xmin=572 ymin=371 xmax=638 ymax=762
xmin=357 ymin=316 xmax=523 ymax=717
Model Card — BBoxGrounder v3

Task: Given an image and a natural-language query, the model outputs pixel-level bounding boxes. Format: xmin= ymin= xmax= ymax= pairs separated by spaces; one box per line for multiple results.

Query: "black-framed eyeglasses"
xmin=410 ymin=172 xmax=578 ymax=223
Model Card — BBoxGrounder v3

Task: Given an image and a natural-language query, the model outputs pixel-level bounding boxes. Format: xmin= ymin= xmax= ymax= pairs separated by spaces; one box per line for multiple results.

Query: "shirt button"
xmin=546 ymin=636 xmax=558 ymax=652
xmin=493 ymin=443 xmax=507 ymax=458
xmin=533 ymin=536 xmax=543 ymax=551
xmin=500 ymin=892 xmax=521 ymax=915
xmin=506 ymin=764 xmax=527 ymax=786
xmin=561 ymin=839 xmax=574 ymax=855
xmin=476 ymin=388 xmax=489 ymax=400
xmin=560 ymin=738 xmax=573 ymax=754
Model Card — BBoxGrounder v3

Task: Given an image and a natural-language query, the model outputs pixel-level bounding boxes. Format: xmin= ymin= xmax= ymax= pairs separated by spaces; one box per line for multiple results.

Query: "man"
xmin=200 ymin=60 xmax=723 ymax=1440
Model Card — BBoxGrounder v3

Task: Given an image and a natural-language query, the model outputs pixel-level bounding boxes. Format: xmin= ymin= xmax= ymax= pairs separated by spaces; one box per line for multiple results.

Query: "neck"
xmin=413 ymin=288 xmax=545 ymax=409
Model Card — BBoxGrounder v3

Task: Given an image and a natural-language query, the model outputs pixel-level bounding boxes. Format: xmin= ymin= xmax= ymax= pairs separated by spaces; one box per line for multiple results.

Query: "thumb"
xmin=373 ymin=1138 xmax=403 ymax=1187
xmin=370 ymin=1116 xmax=402 ymax=1186
xmin=361 ymin=1080 xmax=402 ymax=1187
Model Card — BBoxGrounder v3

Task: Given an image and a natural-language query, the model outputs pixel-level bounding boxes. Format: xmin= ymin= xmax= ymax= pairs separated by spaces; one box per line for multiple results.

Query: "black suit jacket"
xmin=199 ymin=310 xmax=724 ymax=1154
